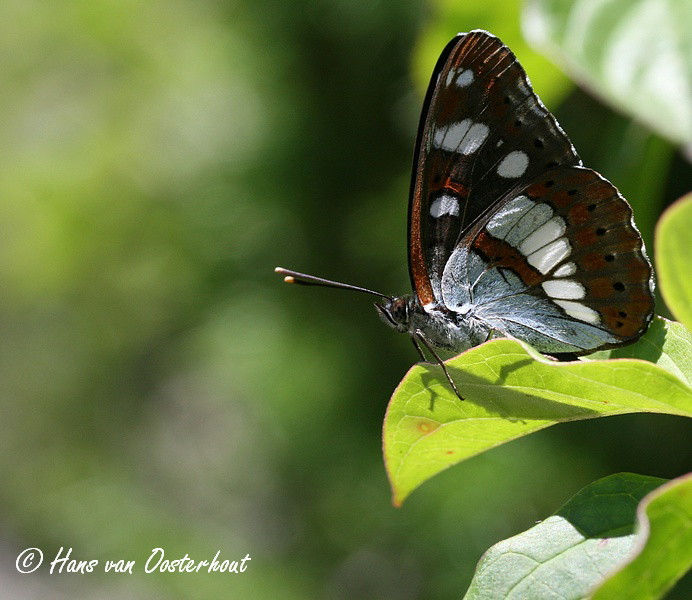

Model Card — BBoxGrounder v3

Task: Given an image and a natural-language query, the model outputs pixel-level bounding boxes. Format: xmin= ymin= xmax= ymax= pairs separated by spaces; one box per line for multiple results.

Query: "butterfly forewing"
xmin=409 ymin=30 xmax=581 ymax=306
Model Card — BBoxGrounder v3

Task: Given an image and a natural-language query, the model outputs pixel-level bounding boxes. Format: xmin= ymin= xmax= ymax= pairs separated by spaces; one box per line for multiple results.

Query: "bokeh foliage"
xmin=0 ymin=0 xmax=690 ymax=598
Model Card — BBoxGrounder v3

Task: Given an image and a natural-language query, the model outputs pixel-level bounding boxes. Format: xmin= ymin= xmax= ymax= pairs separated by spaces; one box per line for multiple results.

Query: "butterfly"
xmin=276 ymin=30 xmax=655 ymax=400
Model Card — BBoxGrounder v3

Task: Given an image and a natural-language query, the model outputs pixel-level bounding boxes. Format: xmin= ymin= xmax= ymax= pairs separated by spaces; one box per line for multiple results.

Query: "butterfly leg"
xmin=411 ymin=336 xmax=427 ymax=362
xmin=413 ymin=330 xmax=464 ymax=401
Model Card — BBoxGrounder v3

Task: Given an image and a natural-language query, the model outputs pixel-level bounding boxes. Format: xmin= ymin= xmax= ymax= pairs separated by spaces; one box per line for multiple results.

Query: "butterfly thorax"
xmin=375 ymin=295 xmax=489 ymax=352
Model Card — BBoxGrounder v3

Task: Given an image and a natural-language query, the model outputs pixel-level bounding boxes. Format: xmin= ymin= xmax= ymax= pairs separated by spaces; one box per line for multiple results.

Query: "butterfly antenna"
xmin=275 ymin=267 xmax=392 ymax=301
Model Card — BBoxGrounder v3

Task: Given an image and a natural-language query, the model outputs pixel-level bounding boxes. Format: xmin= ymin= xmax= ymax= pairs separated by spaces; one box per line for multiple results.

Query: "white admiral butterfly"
xmin=276 ymin=30 xmax=654 ymax=400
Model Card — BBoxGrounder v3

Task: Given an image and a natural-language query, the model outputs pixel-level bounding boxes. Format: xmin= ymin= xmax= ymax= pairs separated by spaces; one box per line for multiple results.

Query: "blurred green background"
xmin=0 ymin=0 xmax=690 ymax=598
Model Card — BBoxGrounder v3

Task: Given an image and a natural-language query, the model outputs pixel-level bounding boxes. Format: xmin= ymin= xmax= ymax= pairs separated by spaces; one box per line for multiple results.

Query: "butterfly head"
xmin=375 ymin=296 xmax=414 ymax=333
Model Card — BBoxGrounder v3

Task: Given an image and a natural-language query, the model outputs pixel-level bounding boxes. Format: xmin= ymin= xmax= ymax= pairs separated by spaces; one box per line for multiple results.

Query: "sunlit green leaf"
xmin=656 ymin=194 xmax=692 ymax=330
xmin=591 ymin=473 xmax=692 ymax=599
xmin=463 ymin=473 xmax=687 ymax=599
xmin=586 ymin=317 xmax=692 ymax=387
xmin=384 ymin=319 xmax=692 ymax=505
xmin=523 ymin=0 xmax=692 ymax=145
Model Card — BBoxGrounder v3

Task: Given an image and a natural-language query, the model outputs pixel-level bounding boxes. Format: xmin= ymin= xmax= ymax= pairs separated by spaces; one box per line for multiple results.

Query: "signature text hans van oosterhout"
xmin=16 ymin=547 xmax=252 ymax=575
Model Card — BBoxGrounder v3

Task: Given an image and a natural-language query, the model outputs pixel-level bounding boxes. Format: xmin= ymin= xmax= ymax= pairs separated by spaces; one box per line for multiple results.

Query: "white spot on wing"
xmin=504 ymin=203 xmax=554 ymax=248
xmin=486 ymin=195 xmax=534 ymax=239
xmin=542 ymin=279 xmax=586 ymax=300
xmin=555 ymin=300 xmax=600 ymax=324
xmin=430 ymin=194 xmax=460 ymax=218
xmin=518 ymin=216 xmax=566 ymax=256
xmin=433 ymin=119 xmax=489 ymax=154
xmin=456 ymin=69 xmax=474 ymax=87
xmin=497 ymin=150 xmax=529 ymax=178
xmin=527 ymin=238 xmax=571 ymax=274
xmin=434 ymin=119 xmax=469 ymax=151
xmin=553 ymin=262 xmax=577 ymax=277
xmin=460 ymin=123 xmax=489 ymax=154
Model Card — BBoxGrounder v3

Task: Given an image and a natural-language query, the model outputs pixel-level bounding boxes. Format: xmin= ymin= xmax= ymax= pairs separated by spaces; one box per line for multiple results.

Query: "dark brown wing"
xmin=439 ymin=166 xmax=654 ymax=353
xmin=408 ymin=30 xmax=580 ymax=305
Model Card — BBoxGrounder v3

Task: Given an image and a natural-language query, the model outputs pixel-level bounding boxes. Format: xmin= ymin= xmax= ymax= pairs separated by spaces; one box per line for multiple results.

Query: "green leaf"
xmin=591 ymin=473 xmax=692 ymax=599
xmin=523 ymin=0 xmax=692 ymax=146
xmin=384 ymin=318 xmax=692 ymax=506
xmin=656 ymin=194 xmax=692 ymax=330
xmin=463 ymin=473 xmax=689 ymax=599
xmin=587 ymin=317 xmax=692 ymax=387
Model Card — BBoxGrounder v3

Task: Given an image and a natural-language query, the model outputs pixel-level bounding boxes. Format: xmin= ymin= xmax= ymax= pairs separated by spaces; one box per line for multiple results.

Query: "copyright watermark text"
xmin=15 ymin=547 xmax=251 ymax=575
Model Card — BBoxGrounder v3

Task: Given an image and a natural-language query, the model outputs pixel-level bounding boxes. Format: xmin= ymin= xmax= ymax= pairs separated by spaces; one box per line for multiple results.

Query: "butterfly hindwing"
xmin=409 ymin=30 xmax=581 ymax=306
xmin=440 ymin=166 xmax=654 ymax=354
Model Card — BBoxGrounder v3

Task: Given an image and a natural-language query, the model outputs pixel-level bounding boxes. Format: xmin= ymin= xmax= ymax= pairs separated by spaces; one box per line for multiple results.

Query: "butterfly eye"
xmin=392 ymin=298 xmax=409 ymax=321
